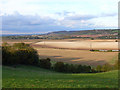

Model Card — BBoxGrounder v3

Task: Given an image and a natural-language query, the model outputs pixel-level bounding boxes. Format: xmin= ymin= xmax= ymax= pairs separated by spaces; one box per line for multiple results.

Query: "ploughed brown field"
xmin=3 ymin=39 xmax=118 ymax=66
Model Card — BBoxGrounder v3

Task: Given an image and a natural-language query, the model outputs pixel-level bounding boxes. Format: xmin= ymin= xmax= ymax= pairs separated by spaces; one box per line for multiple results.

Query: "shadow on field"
xmin=73 ymin=60 xmax=107 ymax=66
xmin=39 ymin=55 xmax=107 ymax=66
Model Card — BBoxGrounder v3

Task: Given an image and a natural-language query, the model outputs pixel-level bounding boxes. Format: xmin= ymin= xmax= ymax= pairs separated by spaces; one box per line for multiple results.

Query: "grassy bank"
xmin=2 ymin=65 xmax=118 ymax=88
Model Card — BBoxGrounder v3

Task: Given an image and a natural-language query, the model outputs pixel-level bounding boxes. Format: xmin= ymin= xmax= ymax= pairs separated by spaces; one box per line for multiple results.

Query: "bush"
xmin=54 ymin=62 xmax=65 ymax=72
xmin=114 ymin=60 xmax=120 ymax=70
xmin=64 ymin=64 xmax=70 ymax=72
xmin=81 ymin=65 xmax=91 ymax=73
xmin=68 ymin=64 xmax=76 ymax=73
xmin=76 ymin=65 xmax=84 ymax=73
xmin=2 ymin=43 xmax=39 ymax=66
xmin=96 ymin=63 xmax=117 ymax=72
xmin=2 ymin=46 xmax=12 ymax=65
xmin=54 ymin=62 xmax=93 ymax=73
xmin=91 ymin=68 xmax=97 ymax=73
xmin=101 ymin=63 xmax=113 ymax=72
xmin=39 ymin=58 xmax=51 ymax=69
xmin=91 ymin=38 xmax=94 ymax=40
xmin=2 ymin=45 xmax=17 ymax=65
xmin=85 ymin=66 xmax=92 ymax=73
xmin=15 ymin=49 xmax=39 ymax=65
xmin=13 ymin=43 xmax=30 ymax=49
xmin=96 ymin=65 xmax=102 ymax=72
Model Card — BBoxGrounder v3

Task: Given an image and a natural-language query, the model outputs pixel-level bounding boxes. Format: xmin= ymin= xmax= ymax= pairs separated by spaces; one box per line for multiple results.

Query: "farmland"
xmin=34 ymin=48 xmax=118 ymax=66
xmin=2 ymin=39 xmax=118 ymax=66
xmin=35 ymin=40 xmax=118 ymax=50
xmin=2 ymin=38 xmax=119 ymax=88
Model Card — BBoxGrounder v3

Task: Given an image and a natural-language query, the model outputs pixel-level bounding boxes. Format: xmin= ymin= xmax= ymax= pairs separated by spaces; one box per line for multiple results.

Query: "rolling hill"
xmin=2 ymin=65 xmax=118 ymax=88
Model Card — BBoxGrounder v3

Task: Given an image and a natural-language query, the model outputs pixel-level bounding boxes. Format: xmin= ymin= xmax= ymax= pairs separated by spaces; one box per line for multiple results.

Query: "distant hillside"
xmin=43 ymin=29 xmax=118 ymax=39
xmin=47 ymin=29 xmax=118 ymax=35
xmin=3 ymin=29 xmax=118 ymax=39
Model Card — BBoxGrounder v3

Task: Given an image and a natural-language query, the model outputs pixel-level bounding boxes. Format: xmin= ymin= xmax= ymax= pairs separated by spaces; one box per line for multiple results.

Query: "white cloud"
xmin=1 ymin=0 xmax=119 ymax=16
xmin=1 ymin=0 xmax=119 ymax=34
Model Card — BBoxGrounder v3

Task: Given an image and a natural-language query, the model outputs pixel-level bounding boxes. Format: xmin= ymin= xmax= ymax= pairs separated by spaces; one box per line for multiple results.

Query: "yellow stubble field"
xmin=3 ymin=39 xmax=118 ymax=66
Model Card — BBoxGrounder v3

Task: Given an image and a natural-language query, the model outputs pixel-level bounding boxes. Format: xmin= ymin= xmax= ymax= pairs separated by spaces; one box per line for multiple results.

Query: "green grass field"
xmin=2 ymin=65 xmax=118 ymax=88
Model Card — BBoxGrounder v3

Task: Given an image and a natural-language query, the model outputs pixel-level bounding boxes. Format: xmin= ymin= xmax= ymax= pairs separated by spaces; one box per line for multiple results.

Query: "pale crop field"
xmin=34 ymin=47 xmax=118 ymax=66
xmin=35 ymin=41 xmax=118 ymax=50
xmin=33 ymin=40 xmax=118 ymax=66
xmin=3 ymin=39 xmax=118 ymax=66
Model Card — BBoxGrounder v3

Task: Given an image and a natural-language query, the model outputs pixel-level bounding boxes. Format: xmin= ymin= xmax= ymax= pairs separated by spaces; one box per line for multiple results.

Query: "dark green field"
xmin=2 ymin=65 xmax=118 ymax=88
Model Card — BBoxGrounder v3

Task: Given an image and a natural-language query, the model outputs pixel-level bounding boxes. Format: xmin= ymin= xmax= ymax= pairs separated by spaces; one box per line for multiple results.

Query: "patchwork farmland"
xmin=3 ymin=39 xmax=118 ymax=66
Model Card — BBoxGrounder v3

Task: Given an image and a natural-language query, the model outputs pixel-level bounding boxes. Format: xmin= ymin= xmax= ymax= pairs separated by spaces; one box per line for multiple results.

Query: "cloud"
xmin=1 ymin=0 xmax=118 ymax=16
xmin=63 ymin=12 xmax=117 ymax=21
xmin=65 ymin=15 xmax=97 ymax=21
xmin=3 ymin=12 xmax=56 ymax=26
xmin=100 ymin=13 xmax=117 ymax=17
xmin=55 ymin=11 xmax=117 ymax=29
xmin=1 ymin=0 xmax=118 ymax=33
xmin=2 ymin=11 xmax=118 ymax=34
xmin=2 ymin=12 xmax=73 ymax=33
xmin=56 ymin=11 xmax=75 ymax=16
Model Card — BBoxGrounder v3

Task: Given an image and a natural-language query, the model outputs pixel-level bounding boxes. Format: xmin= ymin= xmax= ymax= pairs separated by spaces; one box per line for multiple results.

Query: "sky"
xmin=0 ymin=0 xmax=119 ymax=34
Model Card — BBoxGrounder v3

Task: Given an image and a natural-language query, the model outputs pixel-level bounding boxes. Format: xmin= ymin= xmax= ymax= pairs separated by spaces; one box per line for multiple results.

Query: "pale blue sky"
xmin=1 ymin=0 xmax=119 ymax=34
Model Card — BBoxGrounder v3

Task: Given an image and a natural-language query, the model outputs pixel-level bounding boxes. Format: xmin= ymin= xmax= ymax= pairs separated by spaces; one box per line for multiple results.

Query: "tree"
xmin=39 ymin=58 xmax=51 ymax=69
xmin=2 ymin=46 xmax=11 ymax=65
xmin=114 ymin=60 xmax=120 ymax=70
xmin=96 ymin=65 xmax=102 ymax=72
xmin=101 ymin=63 xmax=112 ymax=72
xmin=2 ymin=42 xmax=9 ymax=46
xmin=2 ymin=43 xmax=39 ymax=66
xmin=64 ymin=64 xmax=70 ymax=72
xmin=82 ymin=65 xmax=91 ymax=73
xmin=91 ymin=38 xmax=94 ymax=40
xmin=13 ymin=43 xmax=30 ymax=49
xmin=76 ymin=65 xmax=83 ymax=73
xmin=54 ymin=62 xmax=65 ymax=72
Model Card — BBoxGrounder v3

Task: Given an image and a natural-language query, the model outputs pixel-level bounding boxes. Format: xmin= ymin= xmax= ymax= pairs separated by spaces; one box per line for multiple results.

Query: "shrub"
xmin=2 ymin=43 xmax=39 ymax=66
xmin=15 ymin=49 xmax=39 ymax=65
xmin=54 ymin=62 xmax=65 ymax=72
xmin=81 ymin=65 xmax=91 ymax=73
xmin=2 ymin=42 xmax=9 ymax=46
xmin=85 ymin=66 xmax=92 ymax=73
xmin=69 ymin=64 xmax=76 ymax=73
xmin=13 ymin=43 xmax=30 ymax=49
xmin=64 ymin=64 xmax=77 ymax=73
xmin=90 ymin=49 xmax=95 ymax=51
xmin=64 ymin=64 xmax=82 ymax=73
xmin=101 ymin=63 xmax=113 ymax=72
xmin=64 ymin=64 xmax=70 ymax=72
xmin=2 ymin=45 xmax=15 ymax=65
xmin=39 ymin=58 xmax=51 ymax=69
xmin=54 ymin=62 xmax=93 ymax=73
xmin=96 ymin=65 xmax=102 ymax=72
xmin=114 ymin=60 xmax=120 ymax=70
xmin=76 ymin=65 xmax=84 ymax=73
xmin=91 ymin=38 xmax=94 ymax=40
xmin=91 ymin=68 xmax=97 ymax=73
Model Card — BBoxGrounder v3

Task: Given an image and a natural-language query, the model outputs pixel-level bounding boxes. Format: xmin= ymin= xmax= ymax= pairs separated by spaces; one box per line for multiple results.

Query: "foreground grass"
xmin=2 ymin=65 xmax=118 ymax=88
